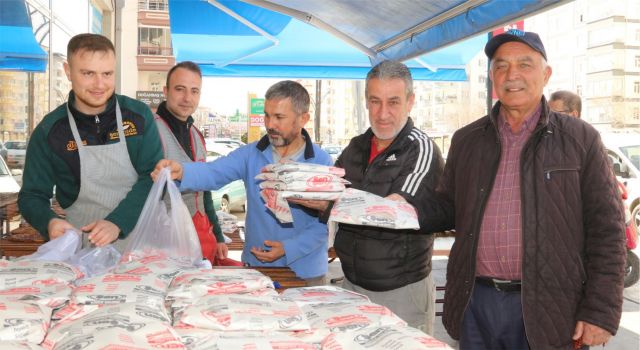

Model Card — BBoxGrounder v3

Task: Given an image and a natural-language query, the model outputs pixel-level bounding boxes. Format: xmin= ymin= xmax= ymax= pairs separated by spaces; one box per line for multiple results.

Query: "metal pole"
xmin=48 ymin=0 xmax=54 ymax=113
xmin=315 ymin=80 xmax=322 ymax=143
xmin=485 ymin=32 xmax=493 ymax=115
xmin=28 ymin=72 xmax=35 ymax=140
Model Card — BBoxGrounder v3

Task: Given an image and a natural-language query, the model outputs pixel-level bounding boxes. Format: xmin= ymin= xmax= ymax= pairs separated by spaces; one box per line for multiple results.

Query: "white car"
xmin=4 ymin=141 xmax=27 ymax=169
xmin=205 ymin=138 xmax=245 ymax=152
xmin=206 ymin=148 xmax=246 ymax=214
xmin=602 ymin=133 xmax=640 ymax=227
xmin=0 ymin=156 xmax=21 ymax=224
xmin=0 ymin=156 xmax=20 ymax=193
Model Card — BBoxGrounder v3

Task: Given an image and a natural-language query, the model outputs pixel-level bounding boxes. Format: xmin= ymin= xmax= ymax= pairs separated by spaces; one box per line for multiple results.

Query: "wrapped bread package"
xmin=257 ymin=161 xmax=347 ymax=223
xmin=321 ymin=325 xmax=453 ymax=349
xmin=328 ymin=188 xmax=420 ymax=246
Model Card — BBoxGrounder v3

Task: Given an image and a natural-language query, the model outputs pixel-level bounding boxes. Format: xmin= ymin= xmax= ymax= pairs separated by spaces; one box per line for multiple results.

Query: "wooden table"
xmin=0 ymin=222 xmax=44 ymax=257
xmin=225 ymin=229 xmax=245 ymax=251
xmin=0 ymin=236 xmax=43 ymax=257
xmin=216 ymin=266 xmax=307 ymax=291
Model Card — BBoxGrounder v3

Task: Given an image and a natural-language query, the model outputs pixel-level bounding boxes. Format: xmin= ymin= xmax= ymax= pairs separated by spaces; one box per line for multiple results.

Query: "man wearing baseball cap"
xmin=410 ymin=29 xmax=625 ymax=349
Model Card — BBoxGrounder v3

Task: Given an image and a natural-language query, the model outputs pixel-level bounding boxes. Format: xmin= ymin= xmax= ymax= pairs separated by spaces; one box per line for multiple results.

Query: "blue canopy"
xmin=0 ymin=0 xmax=48 ymax=72
xmin=169 ymin=0 xmax=491 ymax=80
xmin=168 ymin=0 xmax=568 ymax=80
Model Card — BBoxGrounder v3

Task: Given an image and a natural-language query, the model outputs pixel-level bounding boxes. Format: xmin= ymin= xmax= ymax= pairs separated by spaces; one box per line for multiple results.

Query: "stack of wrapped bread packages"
xmin=257 ymin=161 xmax=349 ymax=223
xmin=0 ymin=254 xmax=452 ymax=349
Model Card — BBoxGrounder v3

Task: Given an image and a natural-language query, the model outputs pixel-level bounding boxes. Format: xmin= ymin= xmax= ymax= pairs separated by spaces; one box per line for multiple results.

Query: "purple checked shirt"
xmin=475 ymin=105 xmax=541 ymax=280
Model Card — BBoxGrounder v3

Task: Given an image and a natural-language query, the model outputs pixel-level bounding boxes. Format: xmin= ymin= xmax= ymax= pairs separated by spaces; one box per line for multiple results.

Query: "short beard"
xmin=269 ymin=136 xmax=292 ymax=147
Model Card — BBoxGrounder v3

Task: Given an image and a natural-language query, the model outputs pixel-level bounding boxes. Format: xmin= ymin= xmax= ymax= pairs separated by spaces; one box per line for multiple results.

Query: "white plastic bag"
xmin=121 ymin=167 xmax=202 ymax=266
xmin=66 ymin=245 xmax=121 ymax=278
xmin=19 ymin=229 xmax=81 ymax=262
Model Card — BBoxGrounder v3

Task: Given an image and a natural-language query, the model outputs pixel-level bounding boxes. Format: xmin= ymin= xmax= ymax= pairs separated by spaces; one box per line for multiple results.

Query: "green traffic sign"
xmin=250 ymin=98 xmax=264 ymax=115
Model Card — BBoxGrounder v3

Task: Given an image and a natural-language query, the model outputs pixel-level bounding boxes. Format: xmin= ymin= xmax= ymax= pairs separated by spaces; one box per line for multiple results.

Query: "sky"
xmin=201 ymin=77 xmax=281 ymax=116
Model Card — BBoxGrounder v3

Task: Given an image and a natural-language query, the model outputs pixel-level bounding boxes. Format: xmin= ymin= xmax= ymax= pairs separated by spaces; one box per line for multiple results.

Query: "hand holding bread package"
xmin=256 ymin=161 xmax=419 ymax=239
xmin=257 ymin=160 xmax=348 ymax=223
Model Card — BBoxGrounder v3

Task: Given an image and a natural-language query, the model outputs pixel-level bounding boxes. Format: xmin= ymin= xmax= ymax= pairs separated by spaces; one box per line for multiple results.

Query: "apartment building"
xmin=529 ymin=0 xmax=640 ymax=129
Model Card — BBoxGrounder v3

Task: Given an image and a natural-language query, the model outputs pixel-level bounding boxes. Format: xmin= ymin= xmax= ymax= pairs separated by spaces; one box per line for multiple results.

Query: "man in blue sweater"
xmin=152 ymin=81 xmax=332 ymax=284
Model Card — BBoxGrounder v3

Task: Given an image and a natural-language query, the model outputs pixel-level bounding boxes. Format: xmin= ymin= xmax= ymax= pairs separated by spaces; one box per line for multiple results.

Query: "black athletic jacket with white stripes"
xmin=334 ymin=118 xmax=448 ymax=291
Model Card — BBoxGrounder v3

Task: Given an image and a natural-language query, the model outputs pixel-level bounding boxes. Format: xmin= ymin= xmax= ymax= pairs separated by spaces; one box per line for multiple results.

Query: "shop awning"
xmin=0 ymin=0 xmax=48 ymax=72
xmin=167 ymin=0 xmax=568 ymax=80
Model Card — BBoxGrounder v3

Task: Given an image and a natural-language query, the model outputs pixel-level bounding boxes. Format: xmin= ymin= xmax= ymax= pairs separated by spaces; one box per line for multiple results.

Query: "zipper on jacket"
xmin=544 ymin=166 xmax=579 ymax=180
xmin=518 ymin=123 xmax=548 ymax=346
xmin=94 ymin=115 xmax=101 ymax=135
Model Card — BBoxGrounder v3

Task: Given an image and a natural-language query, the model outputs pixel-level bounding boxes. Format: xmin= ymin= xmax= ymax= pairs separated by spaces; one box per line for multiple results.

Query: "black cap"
xmin=484 ymin=29 xmax=547 ymax=61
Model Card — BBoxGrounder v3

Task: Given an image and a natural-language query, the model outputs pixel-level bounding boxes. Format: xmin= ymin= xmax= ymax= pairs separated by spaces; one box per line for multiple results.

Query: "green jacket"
xmin=18 ymin=93 xmax=162 ymax=240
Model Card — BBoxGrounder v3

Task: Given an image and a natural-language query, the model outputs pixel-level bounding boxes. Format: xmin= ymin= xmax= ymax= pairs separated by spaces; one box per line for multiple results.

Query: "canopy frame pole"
xmin=241 ymin=0 xmax=378 ymax=60
xmin=373 ymin=0 xmax=489 ymax=53
xmin=206 ymin=0 xmax=279 ymax=67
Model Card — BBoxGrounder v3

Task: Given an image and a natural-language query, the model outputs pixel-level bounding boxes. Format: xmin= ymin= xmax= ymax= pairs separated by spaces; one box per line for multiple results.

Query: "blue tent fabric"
xmin=263 ymin=0 xmax=567 ymax=63
xmin=168 ymin=0 xmax=488 ymax=80
xmin=0 ymin=0 xmax=48 ymax=72
xmin=168 ymin=0 xmax=567 ymax=80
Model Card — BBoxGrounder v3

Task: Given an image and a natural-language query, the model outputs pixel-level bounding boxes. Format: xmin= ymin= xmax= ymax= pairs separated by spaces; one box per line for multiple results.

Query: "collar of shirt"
xmin=498 ymin=103 xmax=542 ymax=137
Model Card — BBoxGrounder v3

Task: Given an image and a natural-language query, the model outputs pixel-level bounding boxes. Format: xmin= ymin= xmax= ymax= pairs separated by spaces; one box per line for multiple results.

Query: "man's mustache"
xmin=267 ymin=129 xmax=280 ymax=136
xmin=502 ymin=82 xmax=526 ymax=90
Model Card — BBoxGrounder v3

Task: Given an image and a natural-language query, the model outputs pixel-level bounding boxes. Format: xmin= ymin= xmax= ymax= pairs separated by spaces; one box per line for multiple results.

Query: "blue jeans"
xmin=459 ymin=281 xmax=529 ymax=350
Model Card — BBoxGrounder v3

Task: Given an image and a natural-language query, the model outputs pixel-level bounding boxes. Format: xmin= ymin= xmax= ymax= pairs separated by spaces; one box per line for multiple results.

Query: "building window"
xmin=635 ymin=81 xmax=640 ymax=94
xmin=636 ymin=55 xmax=640 ymax=68
xmin=633 ymin=108 xmax=639 ymax=120
xmin=138 ymin=0 xmax=168 ymax=11
xmin=138 ymin=27 xmax=172 ymax=56
xmin=478 ymin=76 xmax=486 ymax=84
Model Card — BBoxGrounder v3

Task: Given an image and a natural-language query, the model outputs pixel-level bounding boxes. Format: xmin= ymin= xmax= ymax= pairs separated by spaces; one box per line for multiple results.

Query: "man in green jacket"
xmin=18 ymin=33 xmax=162 ymax=250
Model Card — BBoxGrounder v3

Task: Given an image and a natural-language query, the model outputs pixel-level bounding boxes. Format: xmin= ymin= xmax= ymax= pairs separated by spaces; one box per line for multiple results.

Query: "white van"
xmin=602 ymin=133 xmax=640 ymax=223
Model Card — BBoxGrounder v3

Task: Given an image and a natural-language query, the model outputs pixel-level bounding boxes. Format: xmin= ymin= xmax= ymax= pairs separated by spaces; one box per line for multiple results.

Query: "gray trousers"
xmin=341 ymin=273 xmax=435 ymax=335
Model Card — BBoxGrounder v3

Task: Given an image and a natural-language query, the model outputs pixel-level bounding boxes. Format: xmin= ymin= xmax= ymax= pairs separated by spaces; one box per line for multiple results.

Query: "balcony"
xmin=138 ymin=0 xmax=168 ymax=11
xmin=137 ymin=46 xmax=175 ymax=71
xmin=138 ymin=46 xmax=173 ymax=56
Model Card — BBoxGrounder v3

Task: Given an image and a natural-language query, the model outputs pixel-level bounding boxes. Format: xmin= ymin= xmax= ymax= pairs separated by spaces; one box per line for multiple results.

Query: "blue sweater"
xmin=180 ymin=132 xmax=332 ymax=279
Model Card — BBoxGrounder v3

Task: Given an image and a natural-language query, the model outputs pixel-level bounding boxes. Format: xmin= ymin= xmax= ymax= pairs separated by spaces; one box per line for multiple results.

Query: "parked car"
xmin=322 ymin=145 xmax=342 ymax=162
xmin=205 ymin=138 xmax=245 ymax=151
xmin=0 ymin=142 xmax=7 ymax=163
xmin=603 ymin=133 xmax=640 ymax=225
xmin=0 ymin=156 xmax=20 ymax=194
xmin=0 ymin=155 xmax=21 ymax=223
xmin=619 ymin=181 xmax=639 ymax=287
xmin=4 ymin=141 xmax=27 ymax=169
xmin=206 ymin=150 xmax=247 ymax=214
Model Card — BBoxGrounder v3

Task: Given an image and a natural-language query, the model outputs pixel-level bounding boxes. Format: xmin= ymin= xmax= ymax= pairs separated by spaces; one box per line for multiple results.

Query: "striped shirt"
xmin=476 ymin=106 xmax=541 ymax=280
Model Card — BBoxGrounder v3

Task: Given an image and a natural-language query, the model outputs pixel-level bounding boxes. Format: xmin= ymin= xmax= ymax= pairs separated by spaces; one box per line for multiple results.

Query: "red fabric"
xmin=214 ymin=257 xmax=244 ymax=266
xmin=192 ymin=211 xmax=217 ymax=262
xmin=368 ymin=137 xmax=383 ymax=163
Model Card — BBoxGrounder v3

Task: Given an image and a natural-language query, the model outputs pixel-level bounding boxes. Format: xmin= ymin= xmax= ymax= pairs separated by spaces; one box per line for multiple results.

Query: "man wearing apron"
xmin=18 ymin=34 xmax=162 ymax=251
xmin=154 ymin=61 xmax=234 ymax=264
